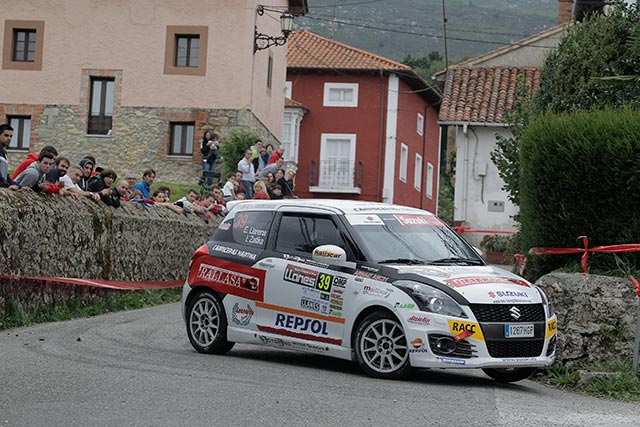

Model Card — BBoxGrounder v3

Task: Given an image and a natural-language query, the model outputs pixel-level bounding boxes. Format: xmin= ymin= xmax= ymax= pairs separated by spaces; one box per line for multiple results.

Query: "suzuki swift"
xmin=182 ymin=200 xmax=556 ymax=382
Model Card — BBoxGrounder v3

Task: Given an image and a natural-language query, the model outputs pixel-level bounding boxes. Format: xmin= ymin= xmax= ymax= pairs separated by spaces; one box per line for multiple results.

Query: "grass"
xmin=152 ymin=181 xmax=201 ymax=203
xmin=535 ymin=362 xmax=640 ymax=401
xmin=0 ymin=288 xmax=181 ymax=331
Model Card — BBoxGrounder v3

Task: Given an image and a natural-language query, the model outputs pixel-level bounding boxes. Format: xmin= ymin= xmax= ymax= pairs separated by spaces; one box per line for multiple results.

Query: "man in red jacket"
xmin=267 ymin=146 xmax=285 ymax=164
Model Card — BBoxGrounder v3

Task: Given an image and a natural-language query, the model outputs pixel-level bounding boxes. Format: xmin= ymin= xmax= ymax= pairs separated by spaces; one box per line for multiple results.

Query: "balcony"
xmin=309 ymin=160 xmax=362 ymax=194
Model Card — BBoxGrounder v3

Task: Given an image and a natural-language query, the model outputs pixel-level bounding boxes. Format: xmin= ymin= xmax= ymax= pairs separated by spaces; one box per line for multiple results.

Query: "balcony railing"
xmin=310 ymin=160 xmax=362 ymax=193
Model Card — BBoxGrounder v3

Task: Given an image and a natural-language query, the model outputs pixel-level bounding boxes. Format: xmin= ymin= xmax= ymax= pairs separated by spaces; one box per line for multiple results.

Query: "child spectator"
xmin=222 ymin=172 xmax=236 ymax=202
xmin=253 ymin=180 xmax=270 ymax=200
xmin=152 ymin=189 xmax=183 ymax=213
xmin=88 ymin=168 xmax=119 ymax=207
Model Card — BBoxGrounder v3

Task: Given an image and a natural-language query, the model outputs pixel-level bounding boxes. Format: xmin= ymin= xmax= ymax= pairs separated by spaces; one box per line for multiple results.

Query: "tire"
xmin=186 ymin=291 xmax=235 ymax=354
xmin=482 ymin=367 xmax=536 ymax=383
xmin=354 ymin=311 xmax=411 ymax=379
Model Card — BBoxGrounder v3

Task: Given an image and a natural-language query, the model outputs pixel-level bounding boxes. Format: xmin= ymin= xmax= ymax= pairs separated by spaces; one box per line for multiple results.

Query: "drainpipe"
xmin=377 ymin=70 xmax=386 ymax=202
xmin=420 ymin=105 xmax=427 ymax=210
xmin=462 ymin=123 xmax=469 ymax=221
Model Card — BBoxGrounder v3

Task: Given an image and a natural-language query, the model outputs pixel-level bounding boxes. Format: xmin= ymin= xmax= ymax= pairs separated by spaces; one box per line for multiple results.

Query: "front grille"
xmin=428 ymin=334 xmax=477 ymax=358
xmin=486 ymin=339 xmax=544 ymax=358
xmin=469 ymin=304 xmax=545 ymax=322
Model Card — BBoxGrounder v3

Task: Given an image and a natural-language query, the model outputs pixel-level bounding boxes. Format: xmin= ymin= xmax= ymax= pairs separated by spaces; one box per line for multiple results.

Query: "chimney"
xmin=558 ymin=0 xmax=574 ymax=24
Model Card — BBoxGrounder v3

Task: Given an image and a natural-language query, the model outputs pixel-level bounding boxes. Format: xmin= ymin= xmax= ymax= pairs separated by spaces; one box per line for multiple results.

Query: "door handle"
xmin=258 ymin=260 xmax=275 ymax=269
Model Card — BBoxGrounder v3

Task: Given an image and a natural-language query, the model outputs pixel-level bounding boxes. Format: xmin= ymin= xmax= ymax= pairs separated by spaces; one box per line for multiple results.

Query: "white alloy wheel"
xmin=355 ymin=312 xmax=410 ymax=379
xmin=186 ymin=291 xmax=235 ymax=354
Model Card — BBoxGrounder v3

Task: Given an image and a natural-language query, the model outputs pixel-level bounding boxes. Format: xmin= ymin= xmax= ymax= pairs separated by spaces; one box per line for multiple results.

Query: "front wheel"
xmin=354 ymin=311 xmax=411 ymax=379
xmin=186 ymin=291 xmax=235 ymax=354
xmin=482 ymin=367 xmax=536 ymax=383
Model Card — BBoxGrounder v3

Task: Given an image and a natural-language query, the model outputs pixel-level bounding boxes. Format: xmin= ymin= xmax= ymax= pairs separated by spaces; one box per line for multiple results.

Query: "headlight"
xmin=535 ymin=286 xmax=555 ymax=317
xmin=395 ymin=281 xmax=467 ymax=318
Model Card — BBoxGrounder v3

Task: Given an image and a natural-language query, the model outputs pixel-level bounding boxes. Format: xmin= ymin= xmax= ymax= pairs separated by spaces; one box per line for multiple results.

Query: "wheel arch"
xmin=185 ymin=286 xmax=226 ymax=314
xmin=349 ymin=305 xmax=397 ymax=354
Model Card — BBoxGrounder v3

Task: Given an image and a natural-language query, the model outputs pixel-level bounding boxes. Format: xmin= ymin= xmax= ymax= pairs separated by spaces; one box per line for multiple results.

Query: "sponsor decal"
xmin=211 ymin=244 xmax=257 ymax=261
xmin=453 ymin=329 xmax=473 ymax=342
xmin=488 ymin=290 xmax=530 ymax=299
xmin=394 ymin=302 xmax=415 ymax=309
xmin=329 ymin=302 xmax=343 ymax=310
xmin=313 ymin=249 xmax=341 ymax=259
xmin=332 ymin=276 xmax=348 ymax=288
xmin=345 ymin=214 xmax=384 ymax=226
xmin=444 ymin=276 xmax=531 ymax=288
xmin=302 ymin=288 xmax=326 ymax=302
xmin=272 ymin=313 xmax=329 ymax=335
xmin=354 ymin=270 xmax=390 ymax=283
xmin=231 ymin=303 xmax=254 ymax=326
xmin=284 ymin=264 xmax=319 ymax=288
xmin=189 ymin=258 xmax=266 ymax=301
xmin=197 ymin=264 xmax=260 ymax=292
xmin=409 ymin=349 xmax=429 ymax=353
xmin=411 ymin=338 xmax=424 ymax=349
xmin=301 ymin=297 xmax=329 ymax=315
xmin=362 ymin=285 xmax=391 ymax=298
xmin=393 ymin=214 xmax=445 ymax=227
xmin=546 ymin=319 xmax=557 ymax=339
xmin=501 ymin=357 xmax=538 ymax=363
xmin=256 ymin=335 xmax=329 ymax=353
xmin=329 ymin=309 xmax=342 ymax=317
xmin=407 ymin=315 xmax=431 ymax=325
xmin=255 ymin=301 xmax=345 ymax=324
xmin=330 ymin=291 xmax=344 ymax=301
xmin=448 ymin=320 xmax=484 ymax=341
xmin=398 ymin=266 xmax=451 ymax=278
xmin=352 ymin=206 xmax=407 ymax=212
xmin=218 ymin=222 xmax=231 ymax=231
xmin=437 ymin=357 xmax=466 ymax=365
xmin=282 ymin=253 xmax=329 ymax=268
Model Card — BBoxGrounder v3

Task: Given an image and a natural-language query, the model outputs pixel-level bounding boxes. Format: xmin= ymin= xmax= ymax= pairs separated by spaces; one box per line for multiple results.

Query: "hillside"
xmin=296 ymin=0 xmax=558 ymax=63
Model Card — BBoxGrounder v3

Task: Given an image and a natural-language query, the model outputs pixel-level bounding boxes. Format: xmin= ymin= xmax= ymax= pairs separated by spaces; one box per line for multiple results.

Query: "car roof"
xmin=226 ymin=199 xmax=435 ymax=216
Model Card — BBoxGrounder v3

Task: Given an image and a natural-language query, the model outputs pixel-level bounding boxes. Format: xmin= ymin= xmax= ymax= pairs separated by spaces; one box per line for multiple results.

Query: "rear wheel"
xmin=186 ymin=291 xmax=235 ymax=354
xmin=482 ymin=367 xmax=536 ymax=383
xmin=354 ymin=311 xmax=411 ymax=379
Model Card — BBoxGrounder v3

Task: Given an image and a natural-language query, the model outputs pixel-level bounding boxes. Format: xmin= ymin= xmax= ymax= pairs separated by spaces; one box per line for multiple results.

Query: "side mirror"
xmin=312 ymin=245 xmax=354 ymax=268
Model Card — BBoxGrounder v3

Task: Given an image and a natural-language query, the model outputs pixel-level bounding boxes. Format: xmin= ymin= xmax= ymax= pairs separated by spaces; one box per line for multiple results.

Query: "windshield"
xmin=347 ymin=213 xmax=482 ymax=264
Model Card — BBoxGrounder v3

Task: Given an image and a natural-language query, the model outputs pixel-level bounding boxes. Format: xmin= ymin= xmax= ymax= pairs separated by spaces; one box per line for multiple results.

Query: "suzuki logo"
xmin=509 ymin=306 xmax=521 ymax=320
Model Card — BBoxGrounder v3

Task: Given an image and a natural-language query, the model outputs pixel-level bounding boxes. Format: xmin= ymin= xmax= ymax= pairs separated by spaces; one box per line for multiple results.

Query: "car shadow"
xmin=225 ymin=344 xmax=543 ymax=392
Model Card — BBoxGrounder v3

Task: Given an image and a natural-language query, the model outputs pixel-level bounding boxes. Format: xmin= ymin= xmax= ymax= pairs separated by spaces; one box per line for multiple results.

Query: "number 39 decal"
xmin=316 ymin=273 xmax=333 ymax=292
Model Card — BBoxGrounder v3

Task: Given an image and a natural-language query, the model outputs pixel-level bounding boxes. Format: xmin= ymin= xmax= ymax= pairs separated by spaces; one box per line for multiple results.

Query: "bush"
xmin=519 ymin=108 xmax=640 ymax=279
xmin=219 ymin=128 xmax=260 ymax=179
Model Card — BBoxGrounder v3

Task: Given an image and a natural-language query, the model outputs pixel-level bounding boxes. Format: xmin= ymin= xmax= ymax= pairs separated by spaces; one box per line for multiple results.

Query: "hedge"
xmin=519 ymin=108 xmax=640 ymax=278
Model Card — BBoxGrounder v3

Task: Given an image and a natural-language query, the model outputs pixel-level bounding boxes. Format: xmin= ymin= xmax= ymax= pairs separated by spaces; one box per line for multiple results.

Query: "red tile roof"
xmin=287 ymin=30 xmax=410 ymax=71
xmin=438 ymin=67 xmax=540 ymax=125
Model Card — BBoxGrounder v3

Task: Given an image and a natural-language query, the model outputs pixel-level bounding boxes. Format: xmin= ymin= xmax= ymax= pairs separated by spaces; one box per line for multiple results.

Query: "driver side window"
xmin=275 ymin=214 xmax=346 ymax=258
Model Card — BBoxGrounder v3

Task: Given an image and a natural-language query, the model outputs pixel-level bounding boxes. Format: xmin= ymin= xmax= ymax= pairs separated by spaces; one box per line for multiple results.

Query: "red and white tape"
xmin=0 ymin=274 xmax=184 ymax=290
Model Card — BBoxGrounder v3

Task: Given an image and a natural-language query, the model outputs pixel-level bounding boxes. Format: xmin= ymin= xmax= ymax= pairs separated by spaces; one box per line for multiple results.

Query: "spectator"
xmin=11 ymin=145 xmax=58 ymax=180
xmin=46 ymin=156 xmax=70 ymax=184
xmin=114 ymin=179 xmax=130 ymax=202
xmin=278 ymin=169 xmax=296 ymax=198
xmin=199 ymin=191 xmax=226 ymax=217
xmin=271 ymin=184 xmax=284 ymax=200
xmin=268 ymin=146 xmax=285 ymax=164
xmin=88 ymin=168 xmax=119 ymax=206
xmin=0 ymin=124 xmax=19 ymax=189
xmin=259 ymin=157 xmax=284 ymax=178
xmin=157 ymin=185 xmax=172 ymax=201
xmin=250 ymin=139 xmax=264 ymax=173
xmin=14 ymin=151 xmax=56 ymax=191
xmin=259 ymin=146 xmax=270 ymax=171
xmin=174 ymin=189 xmax=206 ymax=215
xmin=152 ymin=189 xmax=183 ymax=213
xmin=253 ymin=180 xmax=270 ymax=200
xmin=78 ymin=157 xmax=96 ymax=191
xmin=237 ymin=149 xmax=255 ymax=199
xmin=133 ymin=168 xmax=155 ymax=199
xmin=265 ymin=144 xmax=274 ymax=161
xmin=222 ymin=172 xmax=237 ymax=202
xmin=123 ymin=171 xmax=138 ymax=190
xmin=235 ymin=171 xmax=247 ymax=194
xmin=203 ymin=132 xmax=220 ymax=173
xmin=59 ymin=165 xmax=100 ymax=201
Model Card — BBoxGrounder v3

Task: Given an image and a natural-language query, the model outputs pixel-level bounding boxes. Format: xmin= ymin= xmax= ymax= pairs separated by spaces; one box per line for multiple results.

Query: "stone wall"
xmin=0 ymin=189 xmax=221 ymax=318
xmin=2 ymin=103 xmax=281 ymax=184
xmin=537 ymin=272 xmax=640 ymax=368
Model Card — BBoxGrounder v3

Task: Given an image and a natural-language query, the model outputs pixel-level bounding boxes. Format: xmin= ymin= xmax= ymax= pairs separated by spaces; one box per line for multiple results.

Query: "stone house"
xmin=0 ymin=0 xmax=307 ymax=184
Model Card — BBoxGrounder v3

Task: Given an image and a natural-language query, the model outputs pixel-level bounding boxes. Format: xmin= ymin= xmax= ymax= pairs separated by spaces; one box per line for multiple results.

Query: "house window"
xmin=414 ymin=154 xmax=422 ymax=190
xmin=319 ymin=133 xmax=356 ymax=188
xmin=323 ymin=83 xmax=358 ymax=107
xmin=2 ymin=20 xmax=44 ymax=71
xmin=399 ymin=143 xmax=408 ymax=182
xmin=164 ymin=26 xmax=208 ymax=76
xmin=7 ymin=116 xmax=31 ymax=151
xmin=87 ymin=77 xmax=115 ymax=135
xmin=285 ymin=81 xmax=292 ymax=98
xmin=417 ymin=113 xmax=424 ymax=136
xmin=426 ymin=162 xmax=434 ymax=199
xmin=175 ymin=35 xmax=199 ymax=67
xmin=267 ymin=55 xmax=273 ymax=89
xmin=169 ymin=122 xmax=195 ymax=156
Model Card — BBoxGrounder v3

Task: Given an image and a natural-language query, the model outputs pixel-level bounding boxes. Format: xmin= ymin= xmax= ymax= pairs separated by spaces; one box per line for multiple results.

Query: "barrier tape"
xmin=453 ymin=226 xmax=517 ymax=235
xmin=0 ymin=274 xmax=184 ymax=290
xmin=527 ymin=236 xmax=640 ymax=274
xmin=631 ymin=276 xmax=640 ymax=297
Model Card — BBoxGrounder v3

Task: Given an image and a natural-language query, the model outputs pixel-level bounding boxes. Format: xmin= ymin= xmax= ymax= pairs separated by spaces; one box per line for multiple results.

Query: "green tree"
xmin=402 ymin=51 xmax=445 ymax=80
xmin=534 ymin=3 xmax=640 ymax=113
xmin=219 ymin=128 xmax=260 ymax=179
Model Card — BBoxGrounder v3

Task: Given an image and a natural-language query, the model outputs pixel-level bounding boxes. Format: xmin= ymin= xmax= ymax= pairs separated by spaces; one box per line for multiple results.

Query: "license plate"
xmin=504 ymin=324 xmax=534 ymax=338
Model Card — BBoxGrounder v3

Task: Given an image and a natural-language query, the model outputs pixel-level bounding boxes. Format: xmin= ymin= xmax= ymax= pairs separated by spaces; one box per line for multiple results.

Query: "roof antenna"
xmin=441 ymin=0 xmax=449 ymax=71
xmin=332 ymin=0 xmax=337 ymax=39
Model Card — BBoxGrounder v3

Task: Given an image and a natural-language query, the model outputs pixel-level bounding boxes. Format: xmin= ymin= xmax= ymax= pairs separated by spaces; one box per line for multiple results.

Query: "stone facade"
xmin=1 ymin=104 xmax=280 ymax=184
xmin=537 ymin=272 xmax=640 ymax=368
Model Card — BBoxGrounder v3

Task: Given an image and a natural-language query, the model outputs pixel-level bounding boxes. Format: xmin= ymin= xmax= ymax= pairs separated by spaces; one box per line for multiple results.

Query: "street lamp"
xmin=254 ymin=5 xmax=294 ymax=53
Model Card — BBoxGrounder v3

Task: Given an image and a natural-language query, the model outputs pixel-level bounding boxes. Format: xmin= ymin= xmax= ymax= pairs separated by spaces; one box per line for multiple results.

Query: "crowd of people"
xmin=202 ymin=134 xmax=296 ymax=202
xmin=0 ymin=124 xmax=231 ymax=221
xmin=1 ymin=125 xmax=299 ymax=221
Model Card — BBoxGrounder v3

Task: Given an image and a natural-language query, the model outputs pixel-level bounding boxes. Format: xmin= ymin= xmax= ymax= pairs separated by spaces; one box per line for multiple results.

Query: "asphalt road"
xmin=1 ymin=303 xmax=639 ymax=427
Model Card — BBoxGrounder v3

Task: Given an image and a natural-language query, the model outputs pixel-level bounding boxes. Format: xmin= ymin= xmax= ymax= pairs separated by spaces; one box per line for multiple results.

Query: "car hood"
xmin=388 ymin=264 xmax=541 ymax=304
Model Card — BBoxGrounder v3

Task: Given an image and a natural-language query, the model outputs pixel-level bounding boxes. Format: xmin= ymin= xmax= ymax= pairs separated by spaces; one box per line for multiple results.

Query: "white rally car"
xmin=182 ymin=200 xmax=557 ymax=382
